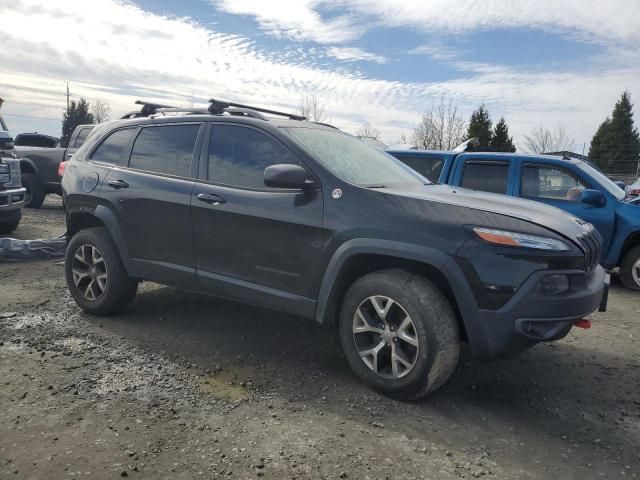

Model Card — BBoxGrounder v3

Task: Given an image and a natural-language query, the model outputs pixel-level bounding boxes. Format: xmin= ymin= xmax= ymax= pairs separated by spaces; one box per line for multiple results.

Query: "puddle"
xmin=196 ymin=368 xmax=253 ymax=402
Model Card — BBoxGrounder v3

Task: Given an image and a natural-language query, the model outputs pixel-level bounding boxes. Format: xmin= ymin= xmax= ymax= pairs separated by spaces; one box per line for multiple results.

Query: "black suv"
xmin=61 ymin=99 xmax=607 ymax=399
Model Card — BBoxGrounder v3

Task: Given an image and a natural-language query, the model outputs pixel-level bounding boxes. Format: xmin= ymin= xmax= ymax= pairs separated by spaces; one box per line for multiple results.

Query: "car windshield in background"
xmin=576 ymin=162 xmax=625 ymax=201
xmin=284 ymin=127 xmax=428 ymax=187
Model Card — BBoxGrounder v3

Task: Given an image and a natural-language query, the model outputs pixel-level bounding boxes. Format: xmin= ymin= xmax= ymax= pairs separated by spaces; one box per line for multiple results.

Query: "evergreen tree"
xmin=589 ymin=91 xmax=640 ymax=171
xmin=62 ymin=98 xmax=94 ymax=147
xmin=467 ymin=104 xmax=493 ymax=150
xmin=489 ymin=117 xmax=516 ymax=152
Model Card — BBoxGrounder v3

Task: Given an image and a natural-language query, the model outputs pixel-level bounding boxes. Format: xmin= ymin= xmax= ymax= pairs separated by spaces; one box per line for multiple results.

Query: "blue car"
xmin=387 ymin=148 xmax=640 ymax=290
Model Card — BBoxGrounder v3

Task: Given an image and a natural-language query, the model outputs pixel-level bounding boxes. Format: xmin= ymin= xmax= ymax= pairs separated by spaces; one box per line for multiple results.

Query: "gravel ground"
xmin=1 ymin=196 xmax=639 ymax=479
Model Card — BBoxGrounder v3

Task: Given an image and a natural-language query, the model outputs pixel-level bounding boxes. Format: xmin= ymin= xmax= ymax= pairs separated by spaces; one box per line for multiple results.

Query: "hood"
xmin=384 ymin=183 xmax=591 ymax=242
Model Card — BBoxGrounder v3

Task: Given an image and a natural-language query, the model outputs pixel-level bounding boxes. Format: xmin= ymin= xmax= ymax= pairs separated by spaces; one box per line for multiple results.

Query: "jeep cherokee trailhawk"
xmin=61 ymin=99 xmax=608 ymax=399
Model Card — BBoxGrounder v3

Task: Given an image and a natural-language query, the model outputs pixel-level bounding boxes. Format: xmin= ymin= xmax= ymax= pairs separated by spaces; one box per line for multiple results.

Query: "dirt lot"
xmin=1 ymin=196 xmax=639 ymax=479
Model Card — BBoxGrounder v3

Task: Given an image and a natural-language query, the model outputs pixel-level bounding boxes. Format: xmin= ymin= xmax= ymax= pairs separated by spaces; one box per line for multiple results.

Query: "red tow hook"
xmin=574 ymin=319 xmax=592 ymax=329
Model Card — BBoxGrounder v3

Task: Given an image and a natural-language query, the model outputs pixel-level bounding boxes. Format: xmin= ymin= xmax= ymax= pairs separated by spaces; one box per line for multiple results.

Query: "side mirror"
xmin=614 ymin=181 xmax=626 ymax=190
xmin=264 ymin=164 xmax=312 ymax=189
xmin=580 ymin=189 xmax=606 ymax=207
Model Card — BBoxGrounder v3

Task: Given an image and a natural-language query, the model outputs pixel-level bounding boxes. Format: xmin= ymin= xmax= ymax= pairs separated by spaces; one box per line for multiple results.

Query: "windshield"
xmin=576 ymin=162 xmax=625 ymax=201
xmin=284 ymin=127 xmax=428 ymax=187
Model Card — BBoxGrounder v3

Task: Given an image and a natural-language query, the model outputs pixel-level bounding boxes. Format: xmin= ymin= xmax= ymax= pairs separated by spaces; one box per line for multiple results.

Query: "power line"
xmin=3 ymin=113 xmax=61 ymax=121
xmin=1 ymin=99 xmax=64 ymax=109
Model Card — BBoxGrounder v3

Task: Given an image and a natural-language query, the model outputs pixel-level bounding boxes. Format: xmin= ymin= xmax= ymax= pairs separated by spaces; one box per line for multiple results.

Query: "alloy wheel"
xmin=632 ymin=258 xmax=640 ymax=288
xmin=352 ymin=295 xmax=420 ymax=379
xmin=71 ymin=244 xmax=108 ymax=301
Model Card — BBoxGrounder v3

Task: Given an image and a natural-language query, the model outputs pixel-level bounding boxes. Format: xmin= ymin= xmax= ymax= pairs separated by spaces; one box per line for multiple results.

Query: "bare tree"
xmin=522 ymin=123 xmax=573 ymax=154
xmin=410 ymin=97 xmax=467 ymax=150
xmin=356 ymin=121 xmax=381 ymax=140
xmin=298 ymin=95 xmax=328 ymax=123
xmin=91 ymin=99 xmax=111 ymax=123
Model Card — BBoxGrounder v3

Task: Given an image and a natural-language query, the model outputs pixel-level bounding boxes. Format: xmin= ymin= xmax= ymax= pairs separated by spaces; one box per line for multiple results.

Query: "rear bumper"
xmin=470 ymin=265 xmax=606 ymax=359
xmin=0 ymin=187 xmax=26 ymax=213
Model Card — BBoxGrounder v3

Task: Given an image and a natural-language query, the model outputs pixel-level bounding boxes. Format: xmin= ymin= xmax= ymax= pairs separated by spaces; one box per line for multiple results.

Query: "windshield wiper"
xmin=365 ymin=185 xmax=387 ymax=189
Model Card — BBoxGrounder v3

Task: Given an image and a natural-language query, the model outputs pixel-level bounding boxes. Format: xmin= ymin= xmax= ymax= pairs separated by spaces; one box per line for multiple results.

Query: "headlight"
xmin=473 ymin=227 xmax=570 ymax=251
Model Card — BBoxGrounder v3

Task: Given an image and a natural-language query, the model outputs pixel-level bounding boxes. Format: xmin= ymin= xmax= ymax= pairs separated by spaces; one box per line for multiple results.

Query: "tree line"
xmin=63 ymin=92 xmax=640 ymax=174
xmin=61 ymin=98 xmax=111 ymax=147
xmin=392 ymin=90 xmax=639 ymax=171
xmin=298 ymin=91 xmax=639 ymax=173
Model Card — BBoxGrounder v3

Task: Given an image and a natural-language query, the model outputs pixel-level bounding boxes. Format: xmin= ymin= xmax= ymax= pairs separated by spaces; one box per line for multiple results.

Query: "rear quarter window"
xmin=90 ymin=128 xmax=137 ymax=164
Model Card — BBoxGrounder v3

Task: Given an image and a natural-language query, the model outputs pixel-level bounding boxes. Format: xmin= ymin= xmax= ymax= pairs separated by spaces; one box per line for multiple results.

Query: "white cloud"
xmin=212 ymin=0 xmax=640 ymax=48
xmin=0 ymin=0 xmax=638 ymax=148
xmin=210 ymin=0 xmax=361 ymax=44
xmin=346 ymin=0 xmax=640 ymax=45
xmin=327 ymin=47 xmax=387 ymax=64
xmin=408 ymin=43 xmax=461 ymax=61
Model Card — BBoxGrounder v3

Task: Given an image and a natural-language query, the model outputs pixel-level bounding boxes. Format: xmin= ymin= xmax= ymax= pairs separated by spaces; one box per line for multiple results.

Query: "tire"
xmin=21 ymin=172 xmax=46 ymax=208
xmin=65 ymin=227 xmax=138 ymax=314
xmin=620 ymin=245 xmax=640 ymax=290
xmin=339 ymin=269 xmax=460 ymax=400
xmin=0 ymin=219 xmax=20 ymax=235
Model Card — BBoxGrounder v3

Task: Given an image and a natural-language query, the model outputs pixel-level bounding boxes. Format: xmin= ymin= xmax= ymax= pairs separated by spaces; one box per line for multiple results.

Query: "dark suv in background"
xmin=61 ymin=99 xmax=607 ymax=399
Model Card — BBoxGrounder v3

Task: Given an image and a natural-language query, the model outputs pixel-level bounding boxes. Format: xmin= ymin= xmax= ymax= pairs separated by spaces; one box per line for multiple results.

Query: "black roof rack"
xmin=121 ymin=99 xmax=306 ymax=121
xmin=208 ymin=98 xmax=305 ymax=120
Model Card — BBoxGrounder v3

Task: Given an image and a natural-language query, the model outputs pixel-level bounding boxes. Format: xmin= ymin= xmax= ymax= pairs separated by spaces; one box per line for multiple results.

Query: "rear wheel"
xmin=65 ymin=227 xmax=138 ymax=314
xmin=620 ymin=245 xmax=640 ymax=290
xmin=21 ymin=172 xmax=46 ymax=208
xmin=339 ymin=269 xmax=460 ymax=400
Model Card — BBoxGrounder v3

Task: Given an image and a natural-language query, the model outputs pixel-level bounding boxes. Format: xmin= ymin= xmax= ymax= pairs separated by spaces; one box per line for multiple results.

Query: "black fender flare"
xmin=67 ymin=203 xmax=136 ymax=275
xmin=314 ymin=238 xmax=487 ymax=357
xmin=19 ymin=157 xmax=39 ymax=176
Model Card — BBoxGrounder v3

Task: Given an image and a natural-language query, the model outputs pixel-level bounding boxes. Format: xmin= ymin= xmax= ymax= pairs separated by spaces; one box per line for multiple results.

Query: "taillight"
xmin=58 ymin=162 xmax=66 ymax=177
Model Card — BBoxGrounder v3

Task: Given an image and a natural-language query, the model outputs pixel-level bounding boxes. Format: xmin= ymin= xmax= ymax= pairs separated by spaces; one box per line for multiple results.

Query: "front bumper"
xmin=471 ymin=265 xmax=606 ymax=359
xmin=0 ymin=186 xmax=26 ymax=213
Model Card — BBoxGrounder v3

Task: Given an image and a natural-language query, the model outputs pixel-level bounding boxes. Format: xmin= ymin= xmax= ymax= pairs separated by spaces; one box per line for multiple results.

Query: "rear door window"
xmin=460 ymin=160 xmax=509 ymax=194
xmin=128 ymin=124 xmax=201 ymax=177
xmin=90 ymin=128 xmax=137 ymax=164
xmin=394 ymin=155 xmax=443 ymax=182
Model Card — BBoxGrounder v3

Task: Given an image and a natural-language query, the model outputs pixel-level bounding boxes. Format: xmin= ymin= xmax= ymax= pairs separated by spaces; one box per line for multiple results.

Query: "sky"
xmin=0 ymin=0 xmax=639 ymax=151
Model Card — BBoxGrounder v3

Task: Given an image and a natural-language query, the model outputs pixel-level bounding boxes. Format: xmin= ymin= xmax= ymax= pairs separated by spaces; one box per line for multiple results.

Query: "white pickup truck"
xmin=0 ymin=100 xmax=26 ymax=234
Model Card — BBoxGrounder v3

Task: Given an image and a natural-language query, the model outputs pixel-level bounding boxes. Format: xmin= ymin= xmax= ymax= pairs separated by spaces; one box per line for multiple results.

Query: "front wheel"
xmin=65 ymin=227 xmax=138 ymax=314
xmin=620 ymin=245 xmax=640 ymax=290
xmin=339 ymin=269 xmax=460 ymax=400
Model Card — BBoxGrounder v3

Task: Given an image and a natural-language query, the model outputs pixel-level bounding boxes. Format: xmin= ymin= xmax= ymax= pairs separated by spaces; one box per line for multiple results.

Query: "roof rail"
xmin=121 ymin=98 xmax=306 ymax=122
xmin=208 ymin=98 xmax=305 ymax=120
xmin=120 ymin=101 xmax=179 ymax=119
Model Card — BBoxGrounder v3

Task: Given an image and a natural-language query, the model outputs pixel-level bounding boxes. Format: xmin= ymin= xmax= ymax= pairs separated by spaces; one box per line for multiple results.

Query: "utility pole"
xmin=66 ymin=82 xmax=70 ymax=112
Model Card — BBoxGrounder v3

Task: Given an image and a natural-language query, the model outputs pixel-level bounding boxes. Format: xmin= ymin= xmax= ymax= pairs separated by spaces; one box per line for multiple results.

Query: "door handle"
xmin=197 ymin=193 xmax=227 ymax=205
xmin=107 ymin=179 xmax=129 ymax=189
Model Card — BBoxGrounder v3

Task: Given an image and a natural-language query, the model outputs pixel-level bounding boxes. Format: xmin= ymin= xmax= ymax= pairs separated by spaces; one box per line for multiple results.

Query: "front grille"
xmin=576 ymin=226 xmax=602 ymax=273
